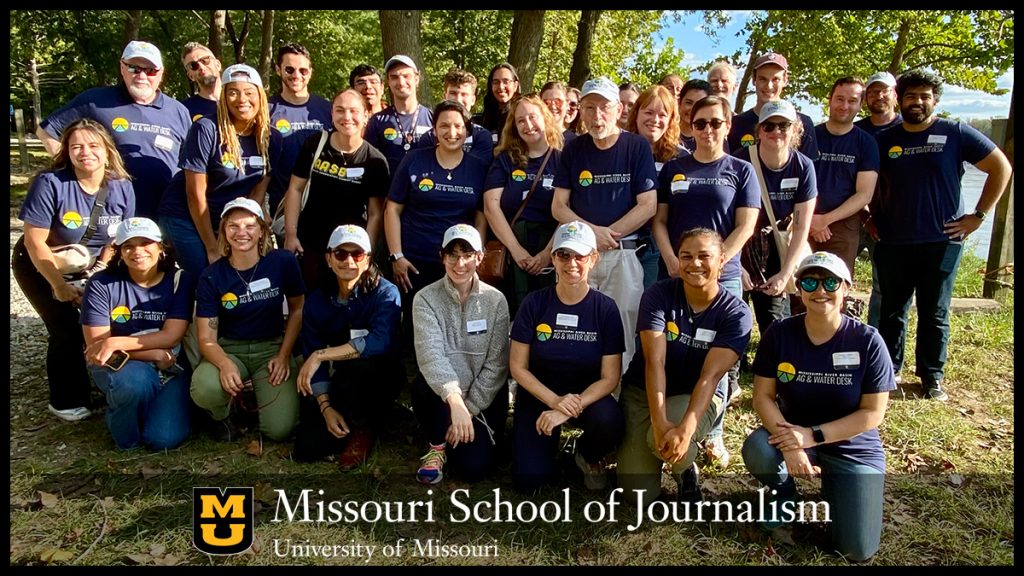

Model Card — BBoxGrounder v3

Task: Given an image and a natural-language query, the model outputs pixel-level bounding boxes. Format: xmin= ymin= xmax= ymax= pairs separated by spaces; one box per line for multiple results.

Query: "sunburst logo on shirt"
xmin=535 ymin=323 xmax=553 ymax=342
xmin=62 ymin=211 xmax=84 ymax=229
xmin=777 ymin=362 xmax=797 ymax=383
xmin=110 ymin=306 xmax=132 ymax=323
xmin=740 ymin=134 xmax=755 ymax=147
xmin=383 ymin=127 xmax=398 ymax=141
xmin=665 ymin=321 xmax=680 ymax=342
xmin=418 ymin=178 xmax=434 ymax=192
xmin=578 ymin=170 xmax=593 ymax=187
xmin=888 ymin=146 xmax=903 ymax=159
xmin=275 ymin=119 xmax=291 ymax=134
xmin=111 ymin=117 xmax=130 ymax=133
xmin=221 ymin=292 xmax=239 ymax=310
xmin=512 ymin=169 xmax=527 ymax=182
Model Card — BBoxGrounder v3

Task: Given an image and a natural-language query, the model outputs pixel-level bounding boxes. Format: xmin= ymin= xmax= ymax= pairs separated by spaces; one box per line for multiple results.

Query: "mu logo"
xmin=192 ymin=487 xmax=254 ymax=555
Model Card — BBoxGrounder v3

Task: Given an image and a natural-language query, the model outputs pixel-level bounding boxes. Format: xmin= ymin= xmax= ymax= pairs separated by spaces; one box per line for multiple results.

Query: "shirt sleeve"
xmin=736 ymin=162 xmax=763 ymax=209
xmin=167 ymin=270 xmax=197 ymax=321
xmin=412 ymin=290 xmax=464 ymax=402
xmin=797 ymin=154 xmax=819 ymax=203
xmin=858 ymin=129 xmax=881 ymax=173
xmin=358 ymin=281 xmax=402 ymax=358
xmin=79 ymin=275 xmax=111 ymax=327
xmin=860 ymin=326 xmax=897 ymax=395
xmin=712 ymin=297 xmax=753 ymax=356
xmin=18 ymin=172 xmax=59 ymax=229
xmin=195 ymin=268 xmax=220 ymax=318
xmin=366 ymin=148 xmax=391 ymax=198
xmin=299 ymin=291 xmax=332 ymax=395
xmin=599 ymin=295 xmax=626 ymax=356
xmin=484 ymin=154 xmax=510 ymax=192
xmin=279 ymin=251 xmax=306 ymax=297
xmin=291 ymin=131 xmax=322 ymax=179
xmin=180 ymin=120 xmax=217 ymax=174
xmin=387 ymin=152 xmax=414 ymax=204
xmin=636 ymin=282 xmax=667 ymax=333
xmin=40 ymin=92 xmax=90 ymax=137
xmin=752 ymin=320 xmax=782 ymax=379
xmin=959 ymin=121 xmax=998 ymax=165
xmin=632 ymin=137 xmax=659 ymax=195
xmin=509 ymin=290 xmax=538 ymax=344
xmin=799 ymin=114 xmax=819 ymax=161
xmin=552 ymin=141 xmax=573 ymax=190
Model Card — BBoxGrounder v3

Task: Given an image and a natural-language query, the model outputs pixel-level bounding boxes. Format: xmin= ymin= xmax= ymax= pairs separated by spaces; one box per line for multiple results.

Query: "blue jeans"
xmin=638 ymin=241 xmax=661 ymax=291
xmin=89 ymin=360 xmax=192 ymax=450
xmin=742 ymin=427 xmax=885 ymax=562
xmin=160 ymin=215 xmax=208 ymax=276
xmin=862 ymin=232 xmax=882 ymax=328
xmin=706 ymin=278 xmax=742 ymax=440
xmin=873 ymin=240 xmax=962 ymax=382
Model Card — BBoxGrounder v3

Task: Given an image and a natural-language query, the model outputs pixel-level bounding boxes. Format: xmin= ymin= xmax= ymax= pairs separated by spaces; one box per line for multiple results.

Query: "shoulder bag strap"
xmin=509 ymin=148 xmax=554 ymax=228
xmin=747 ymin=144 xmax=788 ymax=257
xmin=273 ymin=129 xmax=329 ymax=220
xmin=79 ymin=184 xmax=111 ymax=245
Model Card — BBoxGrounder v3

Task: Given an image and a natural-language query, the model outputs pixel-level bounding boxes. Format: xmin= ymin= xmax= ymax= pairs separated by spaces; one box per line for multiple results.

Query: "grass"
xmin=9 ymin=201 xmax=1014 ymax=565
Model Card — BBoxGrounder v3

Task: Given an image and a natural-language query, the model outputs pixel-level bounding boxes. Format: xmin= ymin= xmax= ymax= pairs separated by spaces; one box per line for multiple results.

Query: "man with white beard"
xmin=37 ymin=41 xmax=191 ymax=219
xmin=179 ymin=42 xmax=222 ymax=122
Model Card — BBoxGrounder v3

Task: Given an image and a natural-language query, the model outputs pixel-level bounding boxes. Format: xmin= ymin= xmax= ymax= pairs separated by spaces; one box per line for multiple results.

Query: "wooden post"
xmin=984 ymin=87 xmax=1014 ymax=301
xmin=15 ymin=109 xmax=29 ymax=172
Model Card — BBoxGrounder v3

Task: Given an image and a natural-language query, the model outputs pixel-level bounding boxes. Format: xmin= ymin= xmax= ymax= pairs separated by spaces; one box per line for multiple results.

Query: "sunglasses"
xmin=543 ymin=98 xmax=565 ymax=107
xmin=123 ymin=62 xmax=160 ymax=77
xmin=186 ymin=55 xmax=213 ymax=72
xmin=567 ymin=101 xmax=580 ymax=110
xmin=284 ymin=66 xmax=311 ymax=77
xmin=692 ymin=118 xmax=726 ymax=131
xmin=553 ymin=249 xmax=591 ymax=262
xmin=331 ymin=247 xmax=367 ymax=262
xmin=798 ymin=276 xmax=843 ymax=293
xmin=760 ymin=121 xmax=793 ymax=133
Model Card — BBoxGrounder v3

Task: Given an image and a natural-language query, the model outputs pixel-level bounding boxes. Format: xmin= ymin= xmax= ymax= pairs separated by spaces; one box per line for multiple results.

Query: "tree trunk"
xmin=29 ymin=58 xmax=42 ymax=129
xmin=225 ymin=10 xmax=253 ymax=64
xmin=508 ymin=10 xmax=546 ymax=93
xmin=379 ymin=10 xmax=431 ymax=106
xmin=888 ymin=16 xmax=912 ymax=75
xmin=734 ymin=13 xmax=774 ymax=114
xmin=568 ymin=10 xmax=602 ymax=89
xmin=210 ymin=10 xmax=226 ymax=59
xmin=259 ymin=10 xmax=274 ymax=83
xmin=984 ymin=86 xmax=1014 ymax=300
xmin=123 ymin=10 xmax=142 ymax=45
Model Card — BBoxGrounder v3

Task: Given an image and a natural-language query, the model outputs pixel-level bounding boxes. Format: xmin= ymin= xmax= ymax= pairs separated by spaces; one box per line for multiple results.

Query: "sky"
xmin=660 ymin=11 xmax=1014 ymax=124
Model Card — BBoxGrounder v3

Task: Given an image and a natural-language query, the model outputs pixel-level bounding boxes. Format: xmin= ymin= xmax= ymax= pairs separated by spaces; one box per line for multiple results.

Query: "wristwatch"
xmin=389 ymin=252 xmax=404 ymax=262
xmin=972 ymin=209 xmax=987 ymax=221
xmin=811 ymin=425 xmax=826 ymax=444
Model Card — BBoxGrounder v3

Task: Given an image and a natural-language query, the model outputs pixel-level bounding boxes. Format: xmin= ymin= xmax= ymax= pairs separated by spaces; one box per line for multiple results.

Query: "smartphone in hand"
xmin=104 ymin=350 xmax=130 ymax=371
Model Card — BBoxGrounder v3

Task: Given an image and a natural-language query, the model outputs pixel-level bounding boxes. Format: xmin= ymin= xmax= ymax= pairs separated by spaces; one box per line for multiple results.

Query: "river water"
xmin=962 ymin=163 xmax=995 ymax=259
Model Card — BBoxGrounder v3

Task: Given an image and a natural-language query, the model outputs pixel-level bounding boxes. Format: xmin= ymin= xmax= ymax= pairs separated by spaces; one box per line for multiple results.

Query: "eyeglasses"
xmin=186 ymin=56 xmax=213 ymax=72
xmin=443 ymin=252 xmax=477 ymax=264
xmin=581 ymin=101 xmax=618 ymax=117
xmin=123 ymin=62 xmax=160 ymax=77
xmin=354 ymin=77 xmax=381 ymax=87
xmin=692 ymin=118 xmax=726 ymax=131
xmin=491 ymin=78 xmax=516 ymax=86
xmin=567 ymin=101 xmax=579 ymax=110
xmin=798 ymin=276 xmax=843 ymax=293
xmin=331 ymin=248 xmax=367 ymax=262
xmin=553 ymin=249 xmax=591 ymax=262
xmin=284 ymin=66 xmax=311 ymax=77
xmin=760 ymin=121 xmax=793 ymax=133
xmin=543 ymin=98 xmax=565 ymax=107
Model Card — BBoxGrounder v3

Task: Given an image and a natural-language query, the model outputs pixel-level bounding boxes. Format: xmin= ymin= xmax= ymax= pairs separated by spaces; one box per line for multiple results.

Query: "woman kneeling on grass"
xmin=293 ymin=224 xmax=403 ymax=469
xmin=411 ymin=224 xmax=510 ymax=485
xmin=742 ymin=251 xmax=894 ymax=562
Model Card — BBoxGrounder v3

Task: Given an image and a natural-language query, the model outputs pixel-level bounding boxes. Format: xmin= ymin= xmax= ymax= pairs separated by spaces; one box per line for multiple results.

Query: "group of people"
xmin=13 ymin=38 xmax=1010 ymax=563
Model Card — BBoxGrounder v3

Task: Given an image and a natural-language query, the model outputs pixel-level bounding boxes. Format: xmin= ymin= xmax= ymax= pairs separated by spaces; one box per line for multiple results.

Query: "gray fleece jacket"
xmin=412 ymin=274 xmax=510 ymax=415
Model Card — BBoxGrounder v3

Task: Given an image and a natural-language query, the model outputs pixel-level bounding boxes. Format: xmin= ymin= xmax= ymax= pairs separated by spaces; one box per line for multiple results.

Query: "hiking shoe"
xmin=705 ymin=435 xmax=731 ymax=468
xmin=48 ymin=405 xmax=91 ymax=422
xmin=924 ymin=380 xmax=949 ymax=402
xmin=416 ymin=443 xmax=447 ymax=485
xmin=676 ymin=463 xmax=704 ymax=503
xmin=575 ymin=451 xmax=608 ymax=491
xmin=338 ymin=428 xmax=374 ymax=471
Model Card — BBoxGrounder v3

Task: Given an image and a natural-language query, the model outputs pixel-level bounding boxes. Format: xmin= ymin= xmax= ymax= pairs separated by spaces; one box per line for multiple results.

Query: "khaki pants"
xmin=588 ymin=247 xmax=644 ymax=374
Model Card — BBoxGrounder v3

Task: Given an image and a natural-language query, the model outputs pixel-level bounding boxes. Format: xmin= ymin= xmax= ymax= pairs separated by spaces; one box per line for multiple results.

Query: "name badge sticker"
xmin=655 ymin=162 xmax=665 ymax=173
xmin=556 ymin=313 xmax=579 ymax=328
xmin=350 ymin=329 xmax=369 ymax=340
xmin=466 ymin=319 xmax=488 ymax=334
xmin=671 ymin=180 xmax=690 ymax=193
xmin=153 ymin=134 xmax=175 ymax=151
xmin=695 ymin=328 xmax=717 ymax=342
xmin=415 ymin=125 xmax=430 ymax=136
xmin=248 ymin=156 xmax=265 ymax=168
xmin=345 ymin=167 xmax=365 ymax=178
xmin=832 ymin=351 xmax=861 ymax=369
xmin=780 ymin=177 xmax=799 ymax=190
xmin=464 ymin=136 xmax=474 ymax=145
xmin=491 ymin=133 xmax=499 ymax=144
xmin=927 ymin=134 xmax=948 ymax=145
xmin=542 ymin=176 xmax=554 ymax=188
xmin=248 ymin=278 xmax=272 ymax=293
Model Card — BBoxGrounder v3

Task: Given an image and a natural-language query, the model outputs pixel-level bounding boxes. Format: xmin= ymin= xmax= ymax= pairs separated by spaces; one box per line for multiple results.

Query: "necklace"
xmin=234 ymin=258 xmax=260 ymax=295
xmin=394 ymin=108 xmax=417 ymax=150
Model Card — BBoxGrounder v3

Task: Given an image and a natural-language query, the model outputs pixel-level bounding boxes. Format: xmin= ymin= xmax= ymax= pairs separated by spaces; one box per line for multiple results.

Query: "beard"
xmin=126 ymin=82 xmax=155 ymax=102
xmin=588 ymin=122 xmax=618 ymax=141
xmin=199 ymin=74 xmax=218 ymax=89
xmin=901 ymin=105 xmax=930 ymax=125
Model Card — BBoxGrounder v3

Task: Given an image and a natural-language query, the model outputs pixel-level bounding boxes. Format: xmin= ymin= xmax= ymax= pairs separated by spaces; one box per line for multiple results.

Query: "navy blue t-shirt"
xmin=267 ymin=94 xmax=333 ymax=212
xmin=160 ymin=117 xmax=284 ymax=228
xmin=41 ymin=86 xmax=191 ymax=219
xmin=387 ymin=148 xmax=488 ymax=264
xmin=657 ymin=155 xmax=761 ymax=280
xmin=81 ymin=267 xmax=196 ymax=336
xmin=813 ymin=124 xmax=880 ymax=214
xmin=562 ymin=129 xmax=578 ymax=145
xmin=874 ymin=118 xmax=996 ymax=245
xmin=181 ymin=95 xmax=218 ymax=123
xmin=733 ymin=147 xmax=818 ymax=226
xmin=19 ymin=169 xmax=135 ymax=257
xmin=365 ymin=105 xmax=434 ymax=173
xmin=727 ymin=108 xmax=819 ymax=161
xmin=854 ymin=115 xmax=902 ymax=138
xmin=753 ymin=314 xmax=896 ymax=472
xmin=553 ymin=131 xmax=658 ymax=227
xmin=623 ymin=279 xmax=752 ymax=396
xmin=195 ymin=249 xmax=305 ymax=341
xmin=510 ymin=286 xmax=625 ymax=396
xmin=415 ymin=123 xmax=495 ymax=165
xmin=484 ymin=150 xmax=561 ymax=224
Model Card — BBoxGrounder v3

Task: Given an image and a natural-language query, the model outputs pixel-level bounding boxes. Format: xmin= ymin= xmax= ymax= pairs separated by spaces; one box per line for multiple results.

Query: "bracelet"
xmin=320 ymin=403 xmax=331 ymax=414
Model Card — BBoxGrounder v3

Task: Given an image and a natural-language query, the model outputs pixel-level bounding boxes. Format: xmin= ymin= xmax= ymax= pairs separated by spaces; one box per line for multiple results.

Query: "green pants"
xmin=616 ymin=384 xmax=722 ymax=506
xmin=191 ymin=337 xmax=299 ymax=441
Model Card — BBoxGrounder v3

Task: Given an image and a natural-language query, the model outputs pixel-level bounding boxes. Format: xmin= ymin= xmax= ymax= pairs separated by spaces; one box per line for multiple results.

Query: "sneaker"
xmin=416 ymin=443 xmax=447 ymax=485
xmin=705 ymin=435 xmax=731 ymax=468
xmin=575 ymin=451 xmax=608 ymax=491
xmin=48 ymin=405 xmax=90 ymax=422
xmin=894 ymin=374 xmax=903 ymax=385
xmin=338 ymin=428 xmax=374 ymax=471
xmin=727 ymin=379 xmax=742 ymax=407
xmin=676 ymin=463 xmax=704 ymax=503
xmin=924 ymin=380 xmax=949 ymax=402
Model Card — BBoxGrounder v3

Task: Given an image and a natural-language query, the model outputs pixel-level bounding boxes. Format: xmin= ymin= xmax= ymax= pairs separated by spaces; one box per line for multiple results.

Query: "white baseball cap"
xmin=384 ymin=54 xmax=418 ymax=74
xmin=552 ymin=221 xmax=597 ymax=255
xmin=580 ymin=77 xmax=620 ymax=103
xmin=442 ymin=224 xmax=482 ymax=252
xmin=758 ymin=99 xmax=798 ymax=124
xmin=221 ymin=64 xmax=263 ymax=88
xmin=327 ymin=224 xmax=372 ymax=253
xmin=220 ymin=197 xmax=265 ymax=220
xmin=795 ymin=251 xmax=852 ymax=285
xmin=115 ymin=217 xmax=163 ymax=245
xmin=865 ymin=72 xmax=897 ymax=88
xmin=121 ymin=41 xmax=163 ymax=69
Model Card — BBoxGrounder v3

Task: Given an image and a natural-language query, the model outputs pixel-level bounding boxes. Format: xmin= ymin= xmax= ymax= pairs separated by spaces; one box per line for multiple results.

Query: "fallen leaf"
xmin=149 ymin=543 xmax=166 ymax=557
xmin=40 ymin=548 xmax=74 ymax=563
xmin=154 ymin=554 xmax=182 ymax=566
xmin=941 ymin=459 xmax=957 ymax=471
xmin=245 ymin=439 xmax=262 ymax=457
xmin=949 ymin=474 xmax=965 ymax=487
xmin=141 ymin=465 xmax=163 ymax=479
xmin=102 ymin=497 xmax=115 ymax=508
xmin=39 ymin=491 xmax=59 ymax=508
xmin=770 ymin=525 xmax=795 ymax=546
xmin=890 ymin=512 xmax=912 ymax=524
xmin=125 ymin=553 xmax=153 ymax=565
xmin=764 ymin=541 xmax=777 ymax=558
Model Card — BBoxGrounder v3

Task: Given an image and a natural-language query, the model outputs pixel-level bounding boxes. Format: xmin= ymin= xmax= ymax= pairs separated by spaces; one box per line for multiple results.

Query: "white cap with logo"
xmin=327 ymin=224 xmax=372 ymax=253
xmin=220 ymin=197 xmax=265 ymax=220
xmin=552 ymin=221 xmax=597 ymax=255
xmin=121 ymin=41 xmax=163 ymax=69
xmin=580 ymin=77 xmax=620 ymax=103
xmin=795 ymin=251 xmax=852 ymax=285
xmin=115 ymin=217 xmax=163 ymax=245
xmin=221 ymin=64 xmax=263 ymax=88
xmin=865 ymin=72 xmax=897 ymax=88
xmin=758 ymin=99 xmax=798 ymax=124
xmin=442 ymin=224 xmax=482 ymax=252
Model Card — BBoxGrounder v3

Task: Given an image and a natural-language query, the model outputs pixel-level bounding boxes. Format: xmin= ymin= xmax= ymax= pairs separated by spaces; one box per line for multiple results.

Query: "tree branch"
xmin=902 ymin=42 xmax=963 ymax=62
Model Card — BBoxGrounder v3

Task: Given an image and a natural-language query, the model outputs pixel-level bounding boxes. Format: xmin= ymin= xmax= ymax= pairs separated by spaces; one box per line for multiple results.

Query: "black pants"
xmin=11 ymin=236 xmax=92 ymax=409
xmin=292 ymin=354 xmax=405 ymax=462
